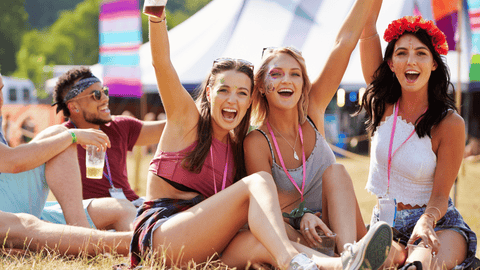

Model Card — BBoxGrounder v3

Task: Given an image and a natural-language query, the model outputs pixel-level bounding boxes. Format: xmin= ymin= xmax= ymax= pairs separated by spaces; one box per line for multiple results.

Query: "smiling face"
xmin=68 ymin=81 xmax=111 ymax=126
xmin=207 ymin=69 xmax=252 ymax=133
xmin=264 ymin=53 xmax=303 ymax=112
xmin=389 ymin=33 xmax=437 ymax=95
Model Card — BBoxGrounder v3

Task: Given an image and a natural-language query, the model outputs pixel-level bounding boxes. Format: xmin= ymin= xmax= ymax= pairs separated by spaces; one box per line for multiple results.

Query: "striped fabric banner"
xmin=467 ymin=0 xmax=480 ymax=81
xmin=99 ymin=0 xmax=142 ymax=97
xmin=432 ymin=0 xmax=458 ymax=51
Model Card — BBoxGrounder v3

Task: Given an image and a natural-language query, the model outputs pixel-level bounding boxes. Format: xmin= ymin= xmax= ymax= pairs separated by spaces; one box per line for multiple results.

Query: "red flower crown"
xmin=383 ymin=16 xmax=449 ymax=55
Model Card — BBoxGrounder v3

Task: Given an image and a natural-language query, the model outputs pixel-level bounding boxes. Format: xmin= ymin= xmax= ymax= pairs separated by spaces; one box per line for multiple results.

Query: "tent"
xmin=45 ymin=0 xmax=472 ymax=93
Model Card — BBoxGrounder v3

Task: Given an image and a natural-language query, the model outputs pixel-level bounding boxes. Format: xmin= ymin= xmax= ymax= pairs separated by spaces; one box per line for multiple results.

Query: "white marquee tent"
xmin=46 ymin=0 xmax=472 ymax=93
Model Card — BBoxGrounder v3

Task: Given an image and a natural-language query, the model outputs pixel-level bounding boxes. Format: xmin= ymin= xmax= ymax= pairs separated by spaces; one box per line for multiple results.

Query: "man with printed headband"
xmin=0 ymin=72 xmax=134 ymax=231
xmin=52 ymin=67 xmax=165 ymax=208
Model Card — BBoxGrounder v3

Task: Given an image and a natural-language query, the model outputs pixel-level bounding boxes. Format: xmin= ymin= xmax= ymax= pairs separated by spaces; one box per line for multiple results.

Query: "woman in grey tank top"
xmin=239 ymin=0 xmax=385 ymax=259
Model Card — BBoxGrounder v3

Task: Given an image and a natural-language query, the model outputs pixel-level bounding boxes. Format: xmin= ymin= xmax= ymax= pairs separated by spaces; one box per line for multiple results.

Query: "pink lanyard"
xmin=210 ymin=137 xmax=229 ymax=194
xmin=387 ymin=101 xmax=425 ymax=195
xmin=266 ymin=122 xmax=306 ymax=202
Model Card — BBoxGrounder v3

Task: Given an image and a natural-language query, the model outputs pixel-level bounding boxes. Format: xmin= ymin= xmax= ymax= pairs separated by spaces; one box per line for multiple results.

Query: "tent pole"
xmin=453 ymin=0 xmax=464 ymax=207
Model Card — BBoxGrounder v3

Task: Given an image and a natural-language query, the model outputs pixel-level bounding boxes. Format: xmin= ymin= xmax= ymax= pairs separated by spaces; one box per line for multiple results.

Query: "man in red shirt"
xmin=53 ymin=67 xmax=165 ymax=207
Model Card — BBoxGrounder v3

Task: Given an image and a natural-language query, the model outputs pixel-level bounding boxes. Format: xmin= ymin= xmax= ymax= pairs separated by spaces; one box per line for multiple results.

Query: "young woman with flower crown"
xmin=357 ymin=1 xmax=477 ymax=269
xmin=220 ymin=0 xmax=395 ymax=268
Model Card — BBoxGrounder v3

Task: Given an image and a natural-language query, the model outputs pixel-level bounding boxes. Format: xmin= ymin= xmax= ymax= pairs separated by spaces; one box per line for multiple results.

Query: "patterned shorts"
xmin=129 ymin=195 xmax=205 ymax=267
xmin=373 ymin=198 xmax=477 ymax=269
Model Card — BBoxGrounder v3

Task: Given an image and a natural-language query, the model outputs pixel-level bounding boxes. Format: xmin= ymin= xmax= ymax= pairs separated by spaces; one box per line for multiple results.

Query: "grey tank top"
xmin=256 ymin=118 xmax=336 ymax=213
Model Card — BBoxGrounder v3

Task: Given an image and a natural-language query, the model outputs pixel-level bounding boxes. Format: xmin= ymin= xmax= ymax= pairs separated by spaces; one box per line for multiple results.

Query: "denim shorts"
xmin=372 ymin=198 xmax=477 ymax=269
xmin=129 ymin=195 xmax=205 ymax=267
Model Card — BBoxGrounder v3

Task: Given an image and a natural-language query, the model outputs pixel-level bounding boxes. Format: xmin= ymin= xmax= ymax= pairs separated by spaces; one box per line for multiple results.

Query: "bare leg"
xmin=322 ymin=164 xmax=367 ymax=252
xmin=221 ymin=230 xmax=342 ymax=270
xmin=87 ymin=198 xmax=136 ymax=231
xmin=0 ymin=211 xmax=131 ymax=256
xmin=151 ymin=172 xmax=298 ymax=268
xmin=426 ymin=230 xmax=466 ymax=270
xmin=33 ymin=126 xmax=91 ymax=228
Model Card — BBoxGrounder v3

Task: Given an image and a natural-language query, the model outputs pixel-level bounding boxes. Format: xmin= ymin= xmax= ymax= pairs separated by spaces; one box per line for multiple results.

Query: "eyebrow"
xmin=395 ymin=46 xmax=429 ymax=52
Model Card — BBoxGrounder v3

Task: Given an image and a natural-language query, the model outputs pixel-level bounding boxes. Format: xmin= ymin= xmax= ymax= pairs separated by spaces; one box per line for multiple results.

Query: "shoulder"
xmin=244 ymin=128 xmax=269 ymax=151
xmin=433 ymin=111 xmax=465 ymax=141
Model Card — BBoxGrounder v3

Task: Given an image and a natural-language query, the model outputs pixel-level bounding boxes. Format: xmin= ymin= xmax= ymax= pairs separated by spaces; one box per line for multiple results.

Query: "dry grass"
xmin=13 ymin=147 xmax=479 ymax=269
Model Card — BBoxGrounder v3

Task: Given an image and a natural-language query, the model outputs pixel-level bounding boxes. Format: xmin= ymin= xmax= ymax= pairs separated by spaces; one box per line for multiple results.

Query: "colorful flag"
xmin=467 ymin=0 xmax=480 ymax=81
xmin=99 ymin=0 xmax=143 ymax=97
xmin=432 ymin=0 xmax=459 ymax=51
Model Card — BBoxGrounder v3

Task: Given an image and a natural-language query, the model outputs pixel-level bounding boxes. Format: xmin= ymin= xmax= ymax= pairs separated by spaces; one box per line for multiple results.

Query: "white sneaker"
xmin=287 ymin=253 xmax=319 ymax=270
xmin=341 ymin=221 xmax=392 ymax=270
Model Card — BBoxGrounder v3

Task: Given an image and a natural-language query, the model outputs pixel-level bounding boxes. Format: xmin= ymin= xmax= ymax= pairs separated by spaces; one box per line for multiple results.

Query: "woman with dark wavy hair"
xmin=357 ymin=2 xmax=477 ymax=269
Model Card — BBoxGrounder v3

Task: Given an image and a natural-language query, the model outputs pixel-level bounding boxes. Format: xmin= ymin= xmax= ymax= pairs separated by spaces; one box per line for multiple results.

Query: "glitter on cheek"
xmin=265 ymin=77 xmax=275 ymax=93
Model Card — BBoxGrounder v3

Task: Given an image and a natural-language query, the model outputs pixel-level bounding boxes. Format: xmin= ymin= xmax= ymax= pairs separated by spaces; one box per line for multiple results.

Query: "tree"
xmin=0 ymin=1 xmax=28 ymax=75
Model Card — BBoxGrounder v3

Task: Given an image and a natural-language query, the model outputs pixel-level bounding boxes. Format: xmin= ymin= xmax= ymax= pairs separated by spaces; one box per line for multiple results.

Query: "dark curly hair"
xmin=53 ymin=67 xmax=94 ymax=117
xmin=355 ymin=29 xmax=456 ymax=138
xmin=183 ymin=59 xmax=254 ymax=181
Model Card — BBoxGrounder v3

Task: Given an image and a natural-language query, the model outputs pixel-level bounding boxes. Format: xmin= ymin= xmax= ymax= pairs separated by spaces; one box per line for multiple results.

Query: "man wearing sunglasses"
xmin=0 ymin=72 xmax=136 ymax=233
xmin=52 ymin=67 xmax=165 ymax=208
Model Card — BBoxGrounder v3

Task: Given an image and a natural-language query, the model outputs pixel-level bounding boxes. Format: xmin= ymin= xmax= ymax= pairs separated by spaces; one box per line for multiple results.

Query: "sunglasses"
xmin=213 ymin=57 xmax=254 ymax=70
xmin=261 ymin=46 xmax=302 ymax=59
xmin=68 ymin=87 xmax=109 ymax=102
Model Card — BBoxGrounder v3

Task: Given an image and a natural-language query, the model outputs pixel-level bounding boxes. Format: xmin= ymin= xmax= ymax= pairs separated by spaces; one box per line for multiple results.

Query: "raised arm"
xmin=148 ymin=14 xmax=198 ymax=130
xmin=359 ymin=0 xmax=383 ymax=85
xmin=308 ymin=0 xmax=377 ymax=123
xmin=0 ymin=126 xmax=110 ymax=174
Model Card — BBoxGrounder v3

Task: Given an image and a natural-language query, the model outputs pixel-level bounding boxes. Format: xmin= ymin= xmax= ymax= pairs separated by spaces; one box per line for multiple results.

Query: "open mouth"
xmin=99 ymin=105 xmax=111 ymax=114
xmin=278 ymin=88 xmax=294 ymax=97
xmin=222 ymin=108 xmax=237 ymax=121
xmin=405 ymin=71 xmax=420 ymax=82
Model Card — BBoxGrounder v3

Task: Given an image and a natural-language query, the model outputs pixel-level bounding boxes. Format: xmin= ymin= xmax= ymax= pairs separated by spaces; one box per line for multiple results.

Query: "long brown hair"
xmin=182 ymin=59 xmax=254 ymax=181
xmin=251 ymin=47 xmax=311 ymax=126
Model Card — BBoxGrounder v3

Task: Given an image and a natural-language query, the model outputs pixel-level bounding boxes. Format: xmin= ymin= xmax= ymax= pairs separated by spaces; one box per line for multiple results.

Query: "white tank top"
xmin=366 ymin=108 xmax=437 ymax=206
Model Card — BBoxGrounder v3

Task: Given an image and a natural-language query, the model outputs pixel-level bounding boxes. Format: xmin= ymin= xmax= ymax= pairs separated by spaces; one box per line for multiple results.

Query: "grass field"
xmin=18 ymin=147 xmax=479 ymax=269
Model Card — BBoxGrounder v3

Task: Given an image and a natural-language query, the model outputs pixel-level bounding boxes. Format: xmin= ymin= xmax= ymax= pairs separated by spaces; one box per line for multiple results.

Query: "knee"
xmin=244 ymin=171 xmax=275 ymax=189
xmin=323 ymin=163 xmax=353 ymax=185
xmin=1 ymin=212 xmax=40 ymax=238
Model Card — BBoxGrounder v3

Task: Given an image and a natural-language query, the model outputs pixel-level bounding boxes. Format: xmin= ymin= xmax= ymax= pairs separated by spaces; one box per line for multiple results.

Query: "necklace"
xmin=266 ymin=121 xmax=306 ymax=201
xmin=269 ymin=122 xmax=300 ymax=161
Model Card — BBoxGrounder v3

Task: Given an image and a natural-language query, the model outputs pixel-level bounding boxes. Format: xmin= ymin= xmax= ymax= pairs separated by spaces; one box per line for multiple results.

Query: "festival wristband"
xmin=69 ymin=130 xmax=77 ymax=143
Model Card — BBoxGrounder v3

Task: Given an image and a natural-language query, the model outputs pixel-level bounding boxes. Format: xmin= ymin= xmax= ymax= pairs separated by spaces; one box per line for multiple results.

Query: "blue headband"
xmin=63 ymin=76 xmax=101 ymax=102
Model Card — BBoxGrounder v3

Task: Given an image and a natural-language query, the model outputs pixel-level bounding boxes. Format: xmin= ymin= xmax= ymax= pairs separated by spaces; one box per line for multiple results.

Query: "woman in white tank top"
xmin=357 ymin=3 xmax=477 ymax=269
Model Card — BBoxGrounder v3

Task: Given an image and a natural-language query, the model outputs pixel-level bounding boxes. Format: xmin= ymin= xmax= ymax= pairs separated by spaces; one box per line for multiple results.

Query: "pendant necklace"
xmin=269 ymin=122 xmax=300 ymax=160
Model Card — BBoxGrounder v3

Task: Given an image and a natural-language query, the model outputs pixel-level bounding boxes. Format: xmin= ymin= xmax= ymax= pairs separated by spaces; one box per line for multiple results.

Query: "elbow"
xmin=6 ymin=163 xmax=27 ymax=174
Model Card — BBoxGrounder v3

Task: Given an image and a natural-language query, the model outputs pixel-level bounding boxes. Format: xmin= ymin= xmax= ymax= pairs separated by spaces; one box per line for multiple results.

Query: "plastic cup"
xmin=312 ymin=228 xmax=336 ymax=257
xmin=143 ymin=0 xmax=167 ymax=18
xmin=407 ymin=243 xmax=432 ymax=269
xmin=86 ymin=145 xmax=105 ymax=179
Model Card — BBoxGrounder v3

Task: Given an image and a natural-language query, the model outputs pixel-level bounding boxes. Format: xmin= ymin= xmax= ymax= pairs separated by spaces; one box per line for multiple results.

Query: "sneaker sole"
xmin=360 ymin=223 xmax=392 ymax=270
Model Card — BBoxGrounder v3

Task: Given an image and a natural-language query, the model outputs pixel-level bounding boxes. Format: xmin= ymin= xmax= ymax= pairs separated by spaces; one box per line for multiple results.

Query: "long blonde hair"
xmin=251 ymin=47 xmax=311 ymax=126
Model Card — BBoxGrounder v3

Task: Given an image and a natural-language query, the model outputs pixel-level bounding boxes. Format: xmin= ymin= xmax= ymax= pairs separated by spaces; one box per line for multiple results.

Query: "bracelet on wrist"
xmin=149 ymin=16 xmax=166 ymax=24
xmin=359 ymin=33 xmax=379 ymax=41
xmin=69 ymin=130 xmax=77 ymax=144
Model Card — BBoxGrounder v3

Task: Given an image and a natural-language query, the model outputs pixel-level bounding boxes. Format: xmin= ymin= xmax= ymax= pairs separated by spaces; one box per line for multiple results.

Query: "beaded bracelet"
xmin=69 ymin=130 xmax=77 ymax=144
